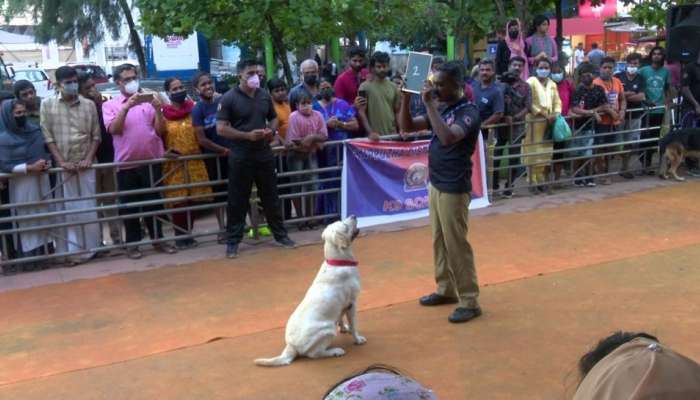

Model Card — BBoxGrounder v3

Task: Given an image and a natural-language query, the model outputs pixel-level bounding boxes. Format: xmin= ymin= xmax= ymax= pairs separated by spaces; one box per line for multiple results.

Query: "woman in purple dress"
xmin=316 ymin=77 xmax=360 ymax=219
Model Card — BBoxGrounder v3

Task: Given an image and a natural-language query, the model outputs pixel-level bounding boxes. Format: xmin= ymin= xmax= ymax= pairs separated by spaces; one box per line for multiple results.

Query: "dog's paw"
xmin=329 ymin=347 xmax=346 ymax=357
xmin=353 ymin=335 xmax=367 ymax=345
xmin=659 ymin=174 xmax=668 ymax=180
xmin=674 ymin=176 xmax=686 ymax=182
xmin=338 ymin=323 xmax=350 ymax=334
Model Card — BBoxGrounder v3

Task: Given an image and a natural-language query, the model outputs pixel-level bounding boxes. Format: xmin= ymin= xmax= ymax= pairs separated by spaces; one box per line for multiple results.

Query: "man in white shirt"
xmin=574 ymin=43 xmax=585 ymax=68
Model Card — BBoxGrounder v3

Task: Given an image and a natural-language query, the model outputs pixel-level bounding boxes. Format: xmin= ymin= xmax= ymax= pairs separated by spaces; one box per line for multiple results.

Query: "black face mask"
xmin=304 ymin=74 xmax=318 ymax=86
xmin=15 ymin=116 xmax=27 ymax=127
xmin=508 ymin=30 xmax=519 ymax=39
xmin=170 ymin=91 xmax=187 ymax=104
xmin=500 ymin=72 xmax=519 ymax=84
xmin=320 ymin=88 xmax=334 ymax=101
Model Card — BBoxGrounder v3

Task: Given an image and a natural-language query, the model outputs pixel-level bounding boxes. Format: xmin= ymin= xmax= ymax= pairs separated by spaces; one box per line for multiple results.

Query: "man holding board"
xmin=398 ymin=61 xmax=483 ymax=324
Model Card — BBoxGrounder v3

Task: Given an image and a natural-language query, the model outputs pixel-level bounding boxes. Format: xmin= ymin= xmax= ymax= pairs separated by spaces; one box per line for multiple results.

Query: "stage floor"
xmin=1 ymin=182 xmax=699 ymax=399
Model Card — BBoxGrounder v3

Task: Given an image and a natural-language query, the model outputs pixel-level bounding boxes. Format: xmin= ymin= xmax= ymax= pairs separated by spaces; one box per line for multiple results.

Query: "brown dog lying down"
xmin=658 ymin=128 xmax=700 ymax=181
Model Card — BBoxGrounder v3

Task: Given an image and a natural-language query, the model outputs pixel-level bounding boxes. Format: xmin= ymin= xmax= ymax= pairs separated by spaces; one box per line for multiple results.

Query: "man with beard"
xmin=191 ymin=71 xmax=231 ymax=240
xmin=334 ymin=47 xmax=366 ymax=104
xmin=13 ymin=80 xmax=41 ymax=125
xmin=398 ymin=61 xmax=483 ymax=324
xmin=356 ymin=51 xmax=401 ymax=140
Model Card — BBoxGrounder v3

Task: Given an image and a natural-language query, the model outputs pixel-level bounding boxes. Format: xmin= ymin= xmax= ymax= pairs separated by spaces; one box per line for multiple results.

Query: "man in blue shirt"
xmin=471 ymin=59 xmax=504 ymax=137
xmin=191 ymin=71 xmax=231 ymax=240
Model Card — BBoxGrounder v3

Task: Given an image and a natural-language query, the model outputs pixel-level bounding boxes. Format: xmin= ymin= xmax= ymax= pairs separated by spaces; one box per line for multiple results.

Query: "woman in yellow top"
xmin=523 ymin=58 xmax=562 ymax=193
xmin=162 ymin=78 xmax=212 ymax=249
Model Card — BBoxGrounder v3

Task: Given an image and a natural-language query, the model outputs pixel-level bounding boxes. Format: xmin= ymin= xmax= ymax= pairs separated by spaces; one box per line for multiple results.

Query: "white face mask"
xmin=536 ymin=69 xmax=550 ymax=78
xmin=626 ymin=66 xmax=638 ymax=75
xmin=124 ymin=80 xmax=139 ymax=95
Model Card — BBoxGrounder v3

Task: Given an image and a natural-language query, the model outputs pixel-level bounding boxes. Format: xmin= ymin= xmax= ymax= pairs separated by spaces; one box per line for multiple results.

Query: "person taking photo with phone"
xmin=102 ymin=63 xmax=177 ymax=259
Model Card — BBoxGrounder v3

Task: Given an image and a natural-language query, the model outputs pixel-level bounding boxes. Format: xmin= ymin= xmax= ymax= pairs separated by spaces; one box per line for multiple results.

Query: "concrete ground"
xmin=0 ymin=180 xmax=698 ymax=399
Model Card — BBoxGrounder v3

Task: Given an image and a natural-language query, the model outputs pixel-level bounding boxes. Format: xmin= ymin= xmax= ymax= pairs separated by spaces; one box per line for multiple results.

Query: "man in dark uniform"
xmin=398 ymin=61 xmax=483 ymax=324
xmin=216 ymin=58 xmax=295 ymax=258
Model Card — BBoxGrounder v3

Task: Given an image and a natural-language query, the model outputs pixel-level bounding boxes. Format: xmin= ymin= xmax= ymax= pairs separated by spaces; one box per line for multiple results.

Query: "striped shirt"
xmin=40 ymin=94 xmax=101 ymax=163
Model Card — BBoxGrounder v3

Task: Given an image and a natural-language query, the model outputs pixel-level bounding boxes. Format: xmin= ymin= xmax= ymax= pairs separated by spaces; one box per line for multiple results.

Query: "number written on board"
xmin=412 ymin=66 xmax=421 ymax=76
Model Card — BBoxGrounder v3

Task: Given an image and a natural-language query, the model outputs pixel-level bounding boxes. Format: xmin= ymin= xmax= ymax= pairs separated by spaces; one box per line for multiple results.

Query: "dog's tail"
xmin=254 ymin=344 xmax=298 ymax=367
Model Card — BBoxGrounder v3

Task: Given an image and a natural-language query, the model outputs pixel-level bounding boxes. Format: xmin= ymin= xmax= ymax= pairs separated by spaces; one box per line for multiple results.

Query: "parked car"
xmin=11 ymin=68 xmax=53 ymax=98
xmin=70 ymin=63 xmax=109 ymax=84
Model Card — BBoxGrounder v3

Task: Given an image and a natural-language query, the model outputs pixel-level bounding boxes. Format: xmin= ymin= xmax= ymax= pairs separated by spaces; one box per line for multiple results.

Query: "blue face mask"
xmin=551 ymin=73 xmax=564 ymax=82
xmin=536 ymin=69 xmax=550 ymax=78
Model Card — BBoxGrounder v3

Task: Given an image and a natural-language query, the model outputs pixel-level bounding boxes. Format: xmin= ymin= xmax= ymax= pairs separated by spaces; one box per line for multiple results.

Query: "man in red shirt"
xmin=334 ymin=47 xmax=366 ymax=104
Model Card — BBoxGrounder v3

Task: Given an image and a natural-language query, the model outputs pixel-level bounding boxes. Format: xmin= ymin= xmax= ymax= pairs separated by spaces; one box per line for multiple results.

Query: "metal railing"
xmin=0 ymin=106 xmax=673 ymax=271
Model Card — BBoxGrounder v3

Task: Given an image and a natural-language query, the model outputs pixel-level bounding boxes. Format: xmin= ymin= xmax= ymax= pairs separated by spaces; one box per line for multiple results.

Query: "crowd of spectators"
xmin=2 ymin=13 xmax=700 ymax=272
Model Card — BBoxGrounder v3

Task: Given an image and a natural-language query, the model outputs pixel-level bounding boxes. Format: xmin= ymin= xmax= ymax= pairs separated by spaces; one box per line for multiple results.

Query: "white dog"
xmin=254 ymin=215 xmax=366 ymax=367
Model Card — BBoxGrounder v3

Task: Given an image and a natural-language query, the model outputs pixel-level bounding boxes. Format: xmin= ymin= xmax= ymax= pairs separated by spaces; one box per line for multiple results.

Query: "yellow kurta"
xmin=162 ymin=115 xmax=212 ymax=205
xmin=522 ymin=77 xmax=562 ymax=185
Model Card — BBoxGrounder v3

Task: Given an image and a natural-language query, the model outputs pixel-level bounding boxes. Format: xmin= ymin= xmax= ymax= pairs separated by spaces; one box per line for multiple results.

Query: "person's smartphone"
xmin=358 ymin=90 xmax=367 ymax=98
xmin=137 ymin=93 xmax=155 ymax=103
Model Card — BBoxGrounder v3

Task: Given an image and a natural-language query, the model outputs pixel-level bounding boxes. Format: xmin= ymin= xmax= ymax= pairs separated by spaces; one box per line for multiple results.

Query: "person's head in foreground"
xmin=323 ymin=364 xmax=437 ymax=399
xmin=574 ymin=331 xmax=700 ymax=399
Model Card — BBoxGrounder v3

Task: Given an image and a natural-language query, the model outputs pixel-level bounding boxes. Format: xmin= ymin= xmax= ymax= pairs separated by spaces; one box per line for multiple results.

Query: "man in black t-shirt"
xmin=571 ymin=64 xmax=609 ymax=186
xmin=398 ymin=61 xmax=483 ymax=324
xmin=615 ymin=52 xmax=646 ymax=179
xmin=681 ymin=54 xmax=700 ymax=175
xmin=216 ymin=58 xmax=295 ymax=258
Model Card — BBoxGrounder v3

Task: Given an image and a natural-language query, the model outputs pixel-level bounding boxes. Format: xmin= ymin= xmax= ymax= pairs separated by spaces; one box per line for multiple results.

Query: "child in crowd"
xmin=285 ymin=93 xmax=328 ymax=230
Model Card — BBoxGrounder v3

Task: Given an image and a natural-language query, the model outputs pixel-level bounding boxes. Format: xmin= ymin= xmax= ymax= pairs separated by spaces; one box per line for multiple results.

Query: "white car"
xmin=12 ymin=68 xmax=53 ymax=98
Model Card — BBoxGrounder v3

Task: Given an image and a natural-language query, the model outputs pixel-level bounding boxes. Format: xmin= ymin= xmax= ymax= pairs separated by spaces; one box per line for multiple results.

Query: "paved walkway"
xmin=0 ymin=181 xmax=698 ymax=399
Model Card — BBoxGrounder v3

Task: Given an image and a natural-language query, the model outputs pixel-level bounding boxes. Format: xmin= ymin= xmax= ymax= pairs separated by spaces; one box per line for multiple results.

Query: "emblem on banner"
xmin=403 ymin=162 xmax=428 ymax=192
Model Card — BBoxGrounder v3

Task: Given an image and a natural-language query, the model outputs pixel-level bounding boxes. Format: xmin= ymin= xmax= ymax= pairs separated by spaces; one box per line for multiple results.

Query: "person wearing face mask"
xmin=523 ymin=58 xmax=562 ymax=193
xmin=551 ymin=63 xmax=575 ymax=186
xmin=13 ymin=80 xmax=41 ymax=125
xmin=495 ymin=19 xmax=529 ymax=80
xmin=102 ymin=63 xmax=177 ymax=260
xmin=289 ymin=59 xmax=321 ymax=112
xmin=0 ymin=100 xmax=53 ymax=271
xmin=497 ymin=56 xmax=532 ymax=197
xmin=160 ymin=78 xmax=212 ymax=250
xmin=614 ymin=53 xmax=646 ymax=179
xmin=284 ymin=93 xmax=328 ymax=230
xmin=77 ymin=73 xmax=123 ymax=248
xmin=216 ymin=58 xmax=296 ymax=258
xmin=316 ymin=77 xmax=359 ymax=217
xmin=399 ymin=61 xmax=483 ymax=324
xmin=355 ymin=51 xmax=402 ymax=140
xmin=571 ymin=63 xmax=609 ymax=187
xmin=593 ymin=57 xmax=626 ymax=185
xmin=40 ymin=65 xmax=102 ymax=264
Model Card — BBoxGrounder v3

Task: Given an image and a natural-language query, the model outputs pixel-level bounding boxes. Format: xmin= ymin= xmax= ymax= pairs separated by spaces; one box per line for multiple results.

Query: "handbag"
xmin=553 ymin=114 xmax=572 ymax=143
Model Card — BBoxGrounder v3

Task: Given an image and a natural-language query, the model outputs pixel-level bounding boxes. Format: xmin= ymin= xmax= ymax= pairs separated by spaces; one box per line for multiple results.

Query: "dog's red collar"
xmin=325 ymin=259 xmax=358 ymax=267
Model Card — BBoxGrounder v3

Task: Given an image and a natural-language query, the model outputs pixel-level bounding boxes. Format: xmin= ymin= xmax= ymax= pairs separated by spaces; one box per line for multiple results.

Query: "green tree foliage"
xmin=139 ymin=0 xmax=379 ymax=84
xmin=621 ymin=0 xmax=696 ymax=30
xmin=1 ymin=0 xmax=147 ymax=76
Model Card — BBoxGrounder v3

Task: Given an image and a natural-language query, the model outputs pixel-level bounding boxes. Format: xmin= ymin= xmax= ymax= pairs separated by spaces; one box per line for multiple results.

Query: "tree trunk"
xmin=118 ymin=0 xmax=148 ymax=78
xmin=555 ymin=0 xmax=564 ymax=63
xmin=266 ymin=14 xmax=293 ymax=85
